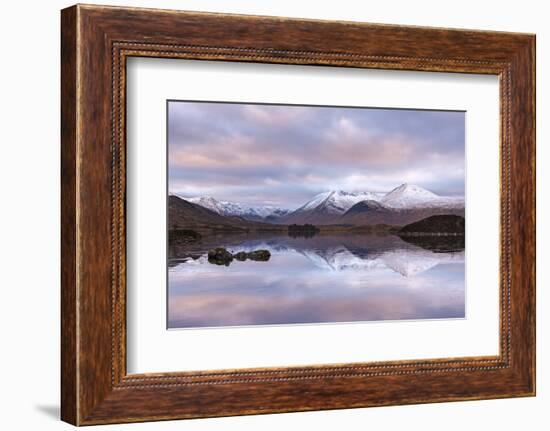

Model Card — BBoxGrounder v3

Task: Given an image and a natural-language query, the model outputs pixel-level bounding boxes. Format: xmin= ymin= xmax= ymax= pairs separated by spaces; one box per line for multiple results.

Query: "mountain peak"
xmin=384 ymin=183 xmax=438 ymax=199
xmin=388 ymin=183 xmax=436 ymax=195
xmin=297 ymin=190 xmax=385 ymax=214
xmin=381 ymin=184 xmax=442 ymax=209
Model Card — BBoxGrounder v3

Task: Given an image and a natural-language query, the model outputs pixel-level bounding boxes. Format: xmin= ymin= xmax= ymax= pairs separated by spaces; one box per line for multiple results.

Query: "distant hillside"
xmin=168 ymin=195 xmax=285 ymax=234
xmin=186 ymin=196 xmax=291 ymax=222
xmin=340 ymin=200 xmax=464 ymax=226
xmin=399 ymin=215 xmax=465 ymax=235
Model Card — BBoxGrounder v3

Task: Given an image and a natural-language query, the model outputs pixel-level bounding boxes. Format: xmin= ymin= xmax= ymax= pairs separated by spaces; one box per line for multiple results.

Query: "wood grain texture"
xmin=60 ymin=5 xmax=78 ymax=425
xmin=60 ymin=4 xmax=536 ymax=425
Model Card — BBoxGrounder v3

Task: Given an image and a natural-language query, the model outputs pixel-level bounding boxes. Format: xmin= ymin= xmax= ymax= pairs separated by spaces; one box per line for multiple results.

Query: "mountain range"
xmin=187 ymin=196 xmax=292 ymax=222
xmin=178 ymin=184 xmax=464 ymax=226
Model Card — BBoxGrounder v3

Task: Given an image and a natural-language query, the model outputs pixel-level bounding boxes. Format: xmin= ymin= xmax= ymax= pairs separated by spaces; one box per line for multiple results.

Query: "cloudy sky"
xmin=168 ymin=101 xmax=465 ymax=209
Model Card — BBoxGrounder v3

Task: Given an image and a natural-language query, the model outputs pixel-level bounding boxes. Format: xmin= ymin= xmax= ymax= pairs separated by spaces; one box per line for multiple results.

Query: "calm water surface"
xmin=168 ymin=234 xmax=465 ymax=329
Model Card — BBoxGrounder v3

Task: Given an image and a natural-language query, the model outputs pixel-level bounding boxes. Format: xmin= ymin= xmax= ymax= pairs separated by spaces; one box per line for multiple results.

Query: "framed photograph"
xmin=165 ymin=101 xmax=467 ymax=330
xmin=61 ymin=4 xmax=536 ymax=425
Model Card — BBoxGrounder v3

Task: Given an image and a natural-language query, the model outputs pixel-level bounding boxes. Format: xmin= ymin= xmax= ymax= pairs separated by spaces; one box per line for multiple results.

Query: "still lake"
xmin=168 ymin=234 xmax=465 ymax=329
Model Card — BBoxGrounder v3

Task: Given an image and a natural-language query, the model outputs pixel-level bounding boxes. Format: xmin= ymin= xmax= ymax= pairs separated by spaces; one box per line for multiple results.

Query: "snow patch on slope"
xmin=380 ymin=184 xmax=464 ymax=209
xmin=298 ymin=190 xmax=386 ymax=214
xmin=187 ymin=196 xmax=290 ymax=219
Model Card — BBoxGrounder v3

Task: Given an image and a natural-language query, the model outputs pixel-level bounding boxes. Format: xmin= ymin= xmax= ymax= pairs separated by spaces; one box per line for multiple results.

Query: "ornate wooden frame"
xmin=61 ymin=4 xmax=535 ymax=425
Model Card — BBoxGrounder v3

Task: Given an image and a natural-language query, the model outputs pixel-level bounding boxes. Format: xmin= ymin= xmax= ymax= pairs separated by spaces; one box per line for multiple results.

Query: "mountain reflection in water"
xmin=168 ymin=234 xmax=465 ymax=329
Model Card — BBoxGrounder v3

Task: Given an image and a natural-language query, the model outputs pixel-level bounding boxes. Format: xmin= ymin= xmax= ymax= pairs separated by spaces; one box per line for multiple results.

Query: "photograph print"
xmin=167 ymin=101 xmax=466 ymax=329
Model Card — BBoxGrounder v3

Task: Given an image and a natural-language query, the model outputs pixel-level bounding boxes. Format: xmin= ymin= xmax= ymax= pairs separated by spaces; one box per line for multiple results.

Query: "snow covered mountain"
xmin=280 ymin=184 xmax=464 ymax=225
xmin=380 ymin=183 xmax=464 ymax=209
xmin=296 ymin=190 xmax=385 ymax=214
xmin=183 ymin=184 xmax=464 ymax=226
xmin=186 ymin=196 xmax=291 ymax=221
xmin=277 ymin=190 xmax=386 ymax=224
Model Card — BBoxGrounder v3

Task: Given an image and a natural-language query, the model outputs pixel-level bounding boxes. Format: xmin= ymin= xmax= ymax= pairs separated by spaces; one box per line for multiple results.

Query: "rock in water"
xmin=207 ymin=248 xmax=271 ymax=265
xmin=246 ymin=250 xmax=271 ymax=261
xmin=233 ymin=251 xmax=248 ymax=261
xmin=208 ymin=247 xmax=233 ymax=266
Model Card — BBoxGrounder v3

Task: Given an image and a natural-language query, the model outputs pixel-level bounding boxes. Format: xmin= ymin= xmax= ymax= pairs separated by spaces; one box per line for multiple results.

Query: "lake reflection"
xmin=168 ymin=234 xmax=465 ymax=329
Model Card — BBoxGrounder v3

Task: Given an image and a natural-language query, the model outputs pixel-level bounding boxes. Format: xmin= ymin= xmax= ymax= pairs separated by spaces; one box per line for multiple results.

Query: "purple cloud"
xmin=168 ymin=101 xmax=465 ymax=208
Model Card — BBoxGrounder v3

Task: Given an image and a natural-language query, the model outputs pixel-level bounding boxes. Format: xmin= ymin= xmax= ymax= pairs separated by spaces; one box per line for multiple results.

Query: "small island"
xmin=288 ymin=223 xmax=320 ymax=238
xmin=398 ymin=215 xmax=465 ymax=236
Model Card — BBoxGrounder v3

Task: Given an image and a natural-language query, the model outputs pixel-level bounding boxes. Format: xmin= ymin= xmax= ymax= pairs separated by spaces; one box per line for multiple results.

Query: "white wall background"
xmin=0 ymin=0 xmax=546 ymax=429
